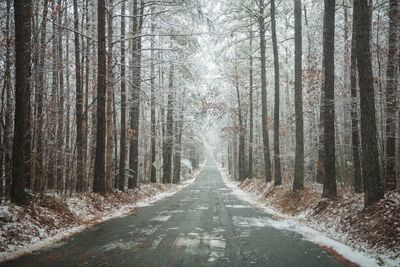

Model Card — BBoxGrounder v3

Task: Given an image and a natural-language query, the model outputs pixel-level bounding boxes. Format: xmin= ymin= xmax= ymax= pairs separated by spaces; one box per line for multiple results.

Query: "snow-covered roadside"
xmin=0 ymin=168 xmax=202 ymax=263
xmin=218 ymin=167 xmax=399 ymax=267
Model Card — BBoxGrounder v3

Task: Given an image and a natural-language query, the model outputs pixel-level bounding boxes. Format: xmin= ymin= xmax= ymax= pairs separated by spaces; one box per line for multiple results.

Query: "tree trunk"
xmin=47 ymin=0 xmax=58 ymax=191
xmin=163 ymin=63 xmax=174 ymax=184
xmin=235 ymin=65 xmax=245 ymax=181
xmin=322 ymin=0 xmax=337 ymax=198
xmin=258 ymin=0 xmax=272 ymax=182
xmin=150 ymin=6 xmax=157 ymax=183
xmin=173 ymin=91 xmax=185 ymax=184
xmin=350 ymin=1 xmax=362 ymax=193
xmin=11 ymin=0 xmax=32 ymax=204
xmin=119 ymin=0 xmax=126 ymax=191
xmin=128 ymin=0 xmax=144 ymax=188
xmin=385 ymin=0 xmax=399 ymax=191
xmin=248 ymin=30 xmax=254 ymax=180
xmin=56 ymin=0 xmax=64 ymax=193
xmin=105 ymin=0 xmax=114 ymax=193
xmin=271 ymin=0 xmax=282 ymax=186
xmin=93 ymin=0 xmax=107 ymax=194
xmin=293 ymin=0 xmax=304 ymax=191
xmin=1 ymin=0 xmax=13 ymax=201
xmin=355 ymin=0 xmax=384 ymax=206
xmin=34 ymin=0 xmax=49 ymax=193
xmin=73 ymin=0 xmax=84 ymax=193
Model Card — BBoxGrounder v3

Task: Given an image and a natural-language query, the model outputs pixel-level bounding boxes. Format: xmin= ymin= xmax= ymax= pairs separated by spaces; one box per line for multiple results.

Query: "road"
xmin=4 ymin=158 xmax=345 ymax=267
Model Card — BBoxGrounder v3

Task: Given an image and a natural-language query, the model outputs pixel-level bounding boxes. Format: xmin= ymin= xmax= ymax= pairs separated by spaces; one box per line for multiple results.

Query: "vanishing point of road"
xmin=4 ymin=157 xmax=346 ymax=267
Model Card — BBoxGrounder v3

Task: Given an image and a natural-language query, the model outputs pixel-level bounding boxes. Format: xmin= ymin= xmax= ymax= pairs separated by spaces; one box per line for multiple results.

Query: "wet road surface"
xmin=3 ymin=158 xmax=345 ymax=267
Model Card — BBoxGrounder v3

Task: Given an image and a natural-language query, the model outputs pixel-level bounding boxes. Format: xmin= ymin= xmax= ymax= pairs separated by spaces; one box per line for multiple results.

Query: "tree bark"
xmin=271 ymin=0 xmax=282 ymax=186
xmin=56 ymin=0 xmax=64 ymax=193
xmin=293 ymin=0 xmax=304 ymax=191
xmin=163 ymin=63 xmax=174 ymax=184
xmin=350 ymin=1 xmax=362 ymax=193
xmin=355 ymin=0 xmax=384 ymax=206
xmin=119 ymin=0 xmax=127 ymax=191
xmin=129 ymin=0 xmax=144 ymax=188
xmin=258 ymin=0 xmax=272 ymax=182
xmin=385 ymin=0 xmax=399 ymax=191
xmin=150 ymin=5 xmax=157 ymax=183
xmin=322 ymin=0 xmax=337 ymax=198
xmin=11 ymin=0 xmax=32 ymax=204
xmin=105 ymin=0 xmax=114 ymax=193
xmin=34 ymin=0 xmax=49 ymax=193
xmin=173 ymin=91 xmax=185 ymax=184
xmin=248 ymin=30 xmax=254 ymax=180
xmin=73 ymin=0 xmax=84 ymax=193
xmin=93 ymin=0 xmax=107 ymax=194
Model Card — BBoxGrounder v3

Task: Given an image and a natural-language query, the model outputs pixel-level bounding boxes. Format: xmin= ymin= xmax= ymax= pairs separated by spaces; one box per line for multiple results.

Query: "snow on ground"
xmin=218 ymin=167 xmax=400 ymax=267
xmin=0 ymin=168 xmax=201 ymax=263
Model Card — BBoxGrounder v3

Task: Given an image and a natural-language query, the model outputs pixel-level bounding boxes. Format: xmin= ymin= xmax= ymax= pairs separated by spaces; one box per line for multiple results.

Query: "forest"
xmin=0 ymin=0 xmax=399 ymax=266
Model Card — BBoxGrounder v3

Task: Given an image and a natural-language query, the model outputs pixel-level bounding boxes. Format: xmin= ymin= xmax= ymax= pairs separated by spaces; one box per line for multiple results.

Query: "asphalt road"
xmin=3 ymin=158 xmax=345 ymax=267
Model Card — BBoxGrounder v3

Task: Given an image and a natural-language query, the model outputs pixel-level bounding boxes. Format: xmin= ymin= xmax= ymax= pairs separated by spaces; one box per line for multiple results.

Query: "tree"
xmin=119 ymin=0 xmax=127 ymax=191
xmin=248 ymin=30 xmax=254 ymax=180
xmin=163 ymin=62 xmax=174 ymax=184
xmin=350 ymin=0 xmax=362 ymax=193
xmin=271 ymin=0 xmax=282 ymax=186
xmin=74 ymin=0 xmax=84 ymax=193
xmin=2 ymin=0 xmax=13 ymax=200
xmin=56 ymin=0 xmax=65 ymax=192
xmin=258 ymin=0 xmax=272 ymax=182
xmin=321 ymin=0 xmax=336 ymax=198
xmin=93 ymin=0 xmax=107 ymax=194
xmin=293 ymin=0 xmax=304 ymax=191
xmin=355 ymin=0 xmax=384 ymax=206
xmin=129 ymin=0 xmax=144 ymax=189
xmin=11 ymin=0 xmax=32 ymax=204
xmin=385 ymin=0 xmax=399 ymax=191
xmin=106 ymin=0 xmax=114 ymax=193
xmin=172 ymin=91 xmax=185 ymax=184
xmin=34 ymin=0 xmax=49 ymax=192
xmin=150 ymin=5 xmax=157 ymax=183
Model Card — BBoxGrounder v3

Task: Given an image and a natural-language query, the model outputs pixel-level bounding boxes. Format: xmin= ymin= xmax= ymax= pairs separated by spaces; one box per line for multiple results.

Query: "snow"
xmin=218 ymin=166 xmax=400 ymax=267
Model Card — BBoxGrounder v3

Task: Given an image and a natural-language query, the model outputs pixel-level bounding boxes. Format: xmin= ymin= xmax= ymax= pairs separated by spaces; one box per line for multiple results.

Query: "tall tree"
xmin=129 ymin=0 xmax=144 ymax=189
xmin=93 ymin=0 xmax=107 ymax=194
xmin=47 ymin=0 xmax=58 ymax=190
xmin=34 ymin=0 xmax=49 ymax=192
xmin=355 ymin=0 xmax=384 ymax=206
xmin=321 ymin=0 xmax=336 ymax=198
xmin=293 ymin=0 xmax=304 ymax=191
xmin=258 ymin=0 xmax=272 ymax=182
xmin=385 ymin=0 xmax=399 ymax=191
xmin=350 ymin=0 xmax=362 ymax=193
xmin=73 ymin=0 xmax=84 ymax=193
xmin=271 ymin=0 xmax=282 ymax=186
xmin=163 ymin=62 xmax=174 ymax=184
xmin=235 ymin=62 xmax=245 ymax=181
xmin=56 ymin=0 xmax=65 ymax=192
xmin=248 ymin=30 xmax=254 ymax=180
xmin=105 ymin=0 xmax=114 ymax=193
xmin=119 ymin=0 xmax=127 ymax=191
xmin=2 ymin=0 xmax=13 ymax=200
xmin=150 ymin=5 xmax=157 ymax=183
xmin=11 ymin=0 xmax=32 ymax=204
xmin=172 ymin=91 xmax=185 ymax=184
